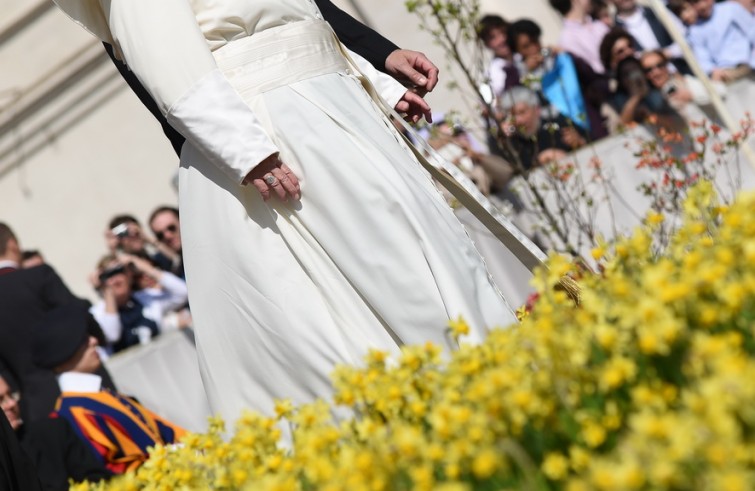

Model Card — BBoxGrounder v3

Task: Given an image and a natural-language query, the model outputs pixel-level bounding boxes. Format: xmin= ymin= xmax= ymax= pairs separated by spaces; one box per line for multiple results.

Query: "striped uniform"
xmin=53 ymin=390 xmax=185 ymax=474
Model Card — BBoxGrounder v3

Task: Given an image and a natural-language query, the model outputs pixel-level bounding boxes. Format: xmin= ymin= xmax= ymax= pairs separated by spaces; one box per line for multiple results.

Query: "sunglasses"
xmin=155 ymin=224 xmax=178 ymax=242
xmin=642 ymin=62 xmax=666 ymax=73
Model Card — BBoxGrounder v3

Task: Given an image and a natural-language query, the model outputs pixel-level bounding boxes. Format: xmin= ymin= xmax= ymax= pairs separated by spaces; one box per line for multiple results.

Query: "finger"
xmin=266 ymin=172 xmax=287 ymax=201
xmin=394 ymin=101 xmax=410 ymax=113
xmin=413 ymin=55 xmax=439 ymax=91
xmin=279 ymin=163 xmax=301 ymax=198
xmin=399 ymin=61 xmax=429 ymax=88
xmin=271 ymin=167 xmax=297 ymax=201
xmin=403 ymin=91 xmax=432 ymax=122
xmin=252 ymin=179 xmax=272 ymax=201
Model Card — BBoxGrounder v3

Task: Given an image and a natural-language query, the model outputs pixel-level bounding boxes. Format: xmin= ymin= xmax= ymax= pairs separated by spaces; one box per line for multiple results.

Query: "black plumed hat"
xmin=32 ymin=299 xmax=92 ymax=370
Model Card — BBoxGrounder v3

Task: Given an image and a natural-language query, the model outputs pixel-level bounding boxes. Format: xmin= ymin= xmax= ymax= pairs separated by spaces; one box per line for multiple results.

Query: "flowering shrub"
xmin=75 ymin=182 xmax=755 ymax=491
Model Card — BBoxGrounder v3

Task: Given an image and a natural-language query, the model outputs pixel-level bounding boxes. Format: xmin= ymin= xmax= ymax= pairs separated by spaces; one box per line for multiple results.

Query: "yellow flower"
xmin=582 ymin=423 xmax=606 ymax=448
xmin=78 ymin=183 xmax=755 ymax=491
xmin=274 ymin=399 xmax=294 ymax=420
xmin=542 ymin=452 xmax=569 ymax=480
xmin=646 ymin=211 xmax=665 ymax=226
xmin=447 ymin=316 xmax=469 ymax=340
xmin=591 ymin=246 xmax=606 ymax=261
xmin=471 ymin=448 xmax=499 ymax=479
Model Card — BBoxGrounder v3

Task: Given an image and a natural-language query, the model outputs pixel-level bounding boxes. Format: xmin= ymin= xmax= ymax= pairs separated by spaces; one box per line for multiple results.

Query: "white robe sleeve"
xmin=104 ymin=0 xmax=279 ymax=184
xmin=345 ymin=48 xmax=408 ymax=109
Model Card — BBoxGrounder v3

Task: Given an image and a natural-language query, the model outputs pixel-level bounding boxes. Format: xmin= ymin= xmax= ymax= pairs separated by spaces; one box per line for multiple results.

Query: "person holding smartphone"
xmin=607 ymin=57 xmax=689 ymax=154
xmin=89 ymin=253 xmax=188 ymax=353
xmin=148 ymin=206 xmax=184 ymax=279
xmin=640 ymin=49 xmax=726 ymax=119
xmin=105 ymin=214 xmax=179 ymax=276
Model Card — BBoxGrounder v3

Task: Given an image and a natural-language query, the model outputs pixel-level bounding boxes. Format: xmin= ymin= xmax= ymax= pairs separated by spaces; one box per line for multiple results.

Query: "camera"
xmin=111 ymin=223 xmax=130 ymax=238
xmin=98 ymin=264 xmax=126 ymax=284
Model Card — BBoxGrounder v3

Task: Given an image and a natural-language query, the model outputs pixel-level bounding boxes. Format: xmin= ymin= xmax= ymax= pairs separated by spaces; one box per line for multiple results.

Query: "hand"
xmin=628 ymin=75 xmax=649 ymax=97
xmin=525 ymin=52 xmax=545 ymax=71
xmin=394 ymin=89 xmax=432 ymax=123
xmin=561 ymin=127 xmax=586 ymax=149
xmin=537 ymin=148 xmax=567 ymax=165
xmin=117 ymin=253 xmax=151 ymax=273
xmin=668 ymin=87 xmax=693 ymax=105
xmin=384 ymin=49 xmax=439 ymax=93
xmin=243 ymin=154 xmax=301 ymax=202
xmin=500 ymin=119 xmax=516 ymax=137
xmin=710 ymin=68 xmax=730 ymax=83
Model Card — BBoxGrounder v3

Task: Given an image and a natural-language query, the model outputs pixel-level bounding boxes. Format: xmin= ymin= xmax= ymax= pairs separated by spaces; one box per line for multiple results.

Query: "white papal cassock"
xmin=53 ymin=0 xmax=519 ymax=427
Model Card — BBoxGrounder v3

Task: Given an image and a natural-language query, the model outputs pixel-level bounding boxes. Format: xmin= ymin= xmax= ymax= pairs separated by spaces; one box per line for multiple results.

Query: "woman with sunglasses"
xmin=639 ymin=50 xmax=726 ymax=119
xmin=608 ymin=56 xmax=687 ymax=131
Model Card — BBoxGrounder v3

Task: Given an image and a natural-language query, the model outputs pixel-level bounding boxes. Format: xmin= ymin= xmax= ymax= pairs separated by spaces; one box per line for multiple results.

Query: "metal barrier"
xmin=104 ymin=330 xmax=212 ymax=433
xmin=510 ymin=79 xmax=755 ymax=262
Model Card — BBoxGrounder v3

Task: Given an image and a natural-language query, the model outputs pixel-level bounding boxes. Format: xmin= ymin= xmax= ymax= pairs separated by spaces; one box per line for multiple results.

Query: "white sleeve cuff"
xmin=167 ymin=69 xmax=280 ymax=184
xmin=346 ymin=48 xmax=407 ymax=109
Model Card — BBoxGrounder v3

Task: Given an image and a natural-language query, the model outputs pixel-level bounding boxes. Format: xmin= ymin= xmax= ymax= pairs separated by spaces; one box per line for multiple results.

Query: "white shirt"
xmin=558 ymin=17 xmax=610 ymax=73
xmin=0 ymin=260 xmax=19 ymax=270
xmin=486 ymin=57 xmax=512 ymax=98
xmin=57 ymin=372 xmax=102 ymax=393
xmin=618 ymin=6 xmax=684 ymax=59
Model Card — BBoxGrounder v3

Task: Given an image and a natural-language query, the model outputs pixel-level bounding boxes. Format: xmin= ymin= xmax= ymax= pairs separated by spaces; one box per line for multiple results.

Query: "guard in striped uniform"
xmin=32 ymin=300 xmax=186 ymax=474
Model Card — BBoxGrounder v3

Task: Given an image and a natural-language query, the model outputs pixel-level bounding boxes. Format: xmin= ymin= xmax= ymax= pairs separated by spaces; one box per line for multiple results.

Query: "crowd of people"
xmin=465 ymin=0 xmax=753 ymax=175
xmin=0 ymin=207 xmax=189 ymax=489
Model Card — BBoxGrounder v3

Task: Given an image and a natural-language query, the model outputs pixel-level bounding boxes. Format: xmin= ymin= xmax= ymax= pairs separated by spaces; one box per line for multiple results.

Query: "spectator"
xmin=591 ymin=0 xmax=615 ymax=27
xmin=609 ymin=56 xmax=686 ymax=136
xmin=0 ymin=368 xmax=42 ymax=491
xmin=1 ymin=364 xmax=111 ymax=490
xmin=599 ymin=28 xmax=638 ymax=74
xmin=31 ymin=302 xmax=185 ymax=474
xmin=0 ymin=223 xmax=82 ymax=422
xmin=478 ymin=15 xmax=520 ymax=100
xmin=507 ymin=19 xmax=609 ymax=140
xmin=640 ymin=49 xmax=726 ymax=118
xmin=667 ymin=0 xmax=698 ymax=28
xmin=612 ymin=0 xmax=691 ymax=74
xmin=90 ymin=253 xmax=189 ymax=353
xmin=499 ymin=86 xmax=588 ymax=169
xmin=426 ymin=116 xmax=515 ymax=196
xmin=688 ymin=0 xmax=755 ymax=82
xmin=20 ymin=250 xmax=44 ymax=269
xmin=148 ymin=206 xmax=184 ymax=279
xmin=105 ymin=215 xmax=176 ymax=273
xmin=549 ymin=0 xmax=611 ymax=73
